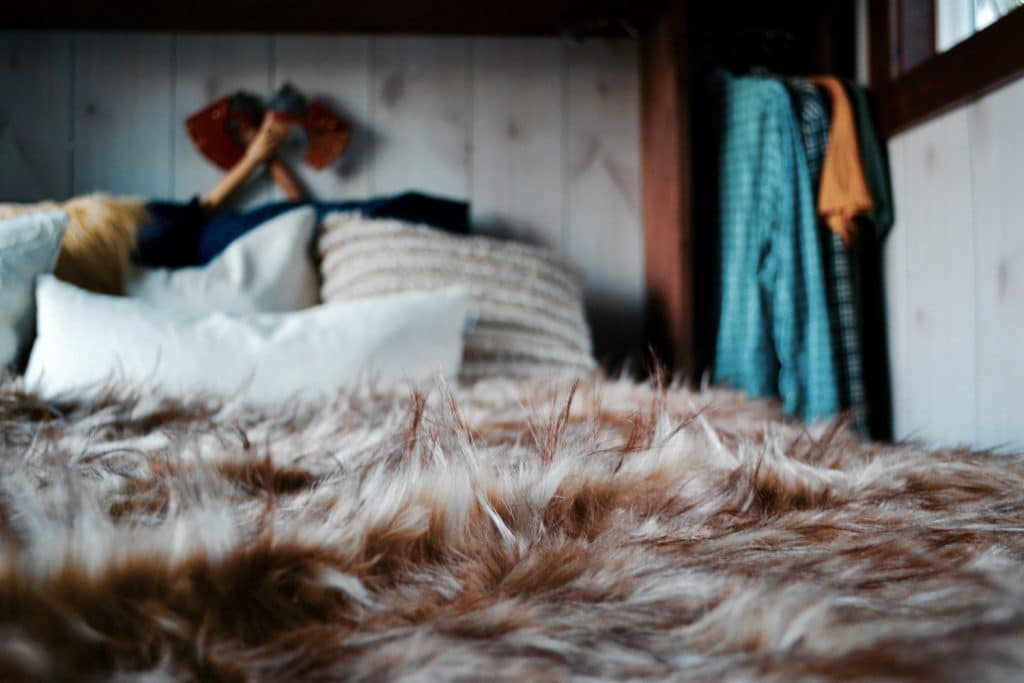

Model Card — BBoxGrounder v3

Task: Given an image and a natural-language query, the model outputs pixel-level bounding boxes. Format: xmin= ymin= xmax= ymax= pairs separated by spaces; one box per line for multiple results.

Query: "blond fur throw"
xmin=3 ymin=374 xmax=1024 ymax=681
xmin=0 ymin=194 xmax=149 ymax=295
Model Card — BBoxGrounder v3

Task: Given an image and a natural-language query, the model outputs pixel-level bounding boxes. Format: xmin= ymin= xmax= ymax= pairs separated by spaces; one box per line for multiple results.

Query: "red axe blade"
xmin=185 ymin=93 xmax=264 ymax=171
xmin=299 ymin=101 xmax=352 ymax=170
xmin=270 ymin=83 xmax=352 ymax=170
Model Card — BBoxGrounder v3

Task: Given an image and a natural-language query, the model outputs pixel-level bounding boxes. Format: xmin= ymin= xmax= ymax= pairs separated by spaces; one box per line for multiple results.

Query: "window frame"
xmin=869 ymin=0 xmax=1024 ymax=136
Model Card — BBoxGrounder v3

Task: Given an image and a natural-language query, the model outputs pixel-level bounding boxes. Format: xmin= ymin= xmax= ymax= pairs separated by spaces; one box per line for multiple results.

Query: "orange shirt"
xmin=809 ymin=76 xmax=874 ymax=246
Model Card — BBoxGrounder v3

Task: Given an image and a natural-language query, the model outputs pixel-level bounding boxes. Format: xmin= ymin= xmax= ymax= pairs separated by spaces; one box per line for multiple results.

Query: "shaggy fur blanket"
xmin=2 ymin=376 xmax=1024 ymax=682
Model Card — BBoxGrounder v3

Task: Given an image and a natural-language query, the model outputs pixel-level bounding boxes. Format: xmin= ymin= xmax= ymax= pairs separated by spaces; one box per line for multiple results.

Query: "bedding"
xmin=319 ymin=212 xmax=596 ymax=382
xmin=0 ymin=211 xmax=67 ymax=368
xmin=2 ymin=374 xmax=1024 ymax=681
xmin=136 ymin=191 xmax=471 ymax=268
xmin=26 ymin=276 xmax=472 ymax=405
xmin=124 ymin=206 xmax=319 ymax=313
xmin=0 ymin=194 xmax=148 ymax=295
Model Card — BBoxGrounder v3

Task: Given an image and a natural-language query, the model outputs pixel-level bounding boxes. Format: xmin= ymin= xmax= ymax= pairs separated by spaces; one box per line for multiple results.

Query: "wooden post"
xmin=640 ymin=0 xmax=693 ymax=374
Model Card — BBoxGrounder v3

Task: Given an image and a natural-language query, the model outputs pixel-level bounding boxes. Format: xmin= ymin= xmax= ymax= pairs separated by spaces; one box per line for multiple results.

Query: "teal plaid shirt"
xmin=788 ymin=78 xmax=868 ymax=433
xmin=710 ymin=72 xmax=839 ymax=422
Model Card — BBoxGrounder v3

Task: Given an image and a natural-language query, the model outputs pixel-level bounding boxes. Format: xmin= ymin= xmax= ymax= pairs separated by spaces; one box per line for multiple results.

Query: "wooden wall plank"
xmin=969 ymin=75 xmax=1024 ymax=452
xmin=271 ymin=35 xmax=372 ymax=201
xmin=564 ymin=39 xmax=644 ymax=364
xmin=470 ymin=38 xmax=562 ymax=249
xmin=0 ymin=32 xmax=72 ymax=201
xmin=370 ymin=37 xmax=470 ymax=198
xmin=173 ymin=33 xmax=273 ymax=206
xmin=898 ymin=108 xmax=977 ymax=447
xmin=883 ymin=133 xmax=910 ymax=439
xmin=72 ymin=33 xmax=174 ymax=198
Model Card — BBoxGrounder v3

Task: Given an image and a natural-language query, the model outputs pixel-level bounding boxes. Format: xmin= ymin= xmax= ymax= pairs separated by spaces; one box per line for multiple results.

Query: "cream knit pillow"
xmin=318 ymin=213 xmax=596 ymax=382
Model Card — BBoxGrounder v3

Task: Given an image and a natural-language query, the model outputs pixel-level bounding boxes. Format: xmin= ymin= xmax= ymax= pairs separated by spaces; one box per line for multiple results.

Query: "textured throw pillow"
xmin=0 ymin=211 xmax=68 ymax=369
xmin=0 ymin=195 xmax=149 ymax=295
xmin=124 ymin=206 xmax=319 ymax=314
xmin=26 ymin=275 xmax=472 ymax=405
xmin=318 ymin=213 xmax=596 ymax=382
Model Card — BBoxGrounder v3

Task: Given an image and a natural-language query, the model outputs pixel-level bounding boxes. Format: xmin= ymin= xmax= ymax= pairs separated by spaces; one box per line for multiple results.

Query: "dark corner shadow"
xmin=586 ymin=299 xmax=648 ymax=379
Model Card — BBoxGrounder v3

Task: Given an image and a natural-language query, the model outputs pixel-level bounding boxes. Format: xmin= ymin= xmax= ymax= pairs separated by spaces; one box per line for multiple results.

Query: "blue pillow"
xmin=134 ymin=192 xmax=470 ymax=268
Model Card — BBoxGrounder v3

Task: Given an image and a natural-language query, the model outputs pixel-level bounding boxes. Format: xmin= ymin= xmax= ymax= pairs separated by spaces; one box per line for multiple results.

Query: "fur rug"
xmin=2 ymin=375 xmax=1024 ymax=681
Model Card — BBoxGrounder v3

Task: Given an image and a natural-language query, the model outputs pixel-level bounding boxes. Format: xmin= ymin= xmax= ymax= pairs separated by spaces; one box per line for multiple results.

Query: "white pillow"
xmin=124 ymin=206 xmax=318 ymax=313
xmin=0 ymin=211 xmax=68 ymax=368
xmin=26 ymin=275 xmax=472 ymax=405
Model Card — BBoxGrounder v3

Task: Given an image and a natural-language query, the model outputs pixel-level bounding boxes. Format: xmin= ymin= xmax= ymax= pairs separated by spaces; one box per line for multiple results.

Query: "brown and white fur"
xmin=1 ymin=375 xmax=1023 ymax=681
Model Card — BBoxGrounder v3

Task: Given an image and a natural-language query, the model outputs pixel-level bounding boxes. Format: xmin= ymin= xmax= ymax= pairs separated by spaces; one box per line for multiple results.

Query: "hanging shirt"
xmin=709 ymin=72 xmax=839 ymax=422
xmin=845 ymin=80 xmax=896 ymax=438
xmin=787 ymin=78 xmax=868 ymax=434
xmin=845 ymin=82 xmax=894 ymax=239
xmin=809 ymin=76 xmax=874 ymax=246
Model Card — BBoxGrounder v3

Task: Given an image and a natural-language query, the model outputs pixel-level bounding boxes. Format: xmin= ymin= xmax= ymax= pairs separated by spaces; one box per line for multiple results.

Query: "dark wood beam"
xmin=0 ymin=0 xmax=657 ymax=35
xmin=876 ymin=4 xmax=1024 ymax=135
xmin=640 ymin=0 xmax=693 ymax=373
xmin=868 ymin=0 xmax=899 ymax=85
xmin=897 ymin=0 xmax=936 ymax=72
xmin=869 ymin=0 xmax=935 ymax=85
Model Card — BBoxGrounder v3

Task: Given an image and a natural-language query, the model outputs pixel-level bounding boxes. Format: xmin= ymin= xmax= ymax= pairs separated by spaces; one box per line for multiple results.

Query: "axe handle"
xmin=202 ymin=113 xmax=306 ymax=212
xmin=201 ymin=147 xmax=265 ymax=213
xmin=201 ymin=151 xmax=306 ymax=213
xmin=267 ymin=157 xmax=306 ymax=201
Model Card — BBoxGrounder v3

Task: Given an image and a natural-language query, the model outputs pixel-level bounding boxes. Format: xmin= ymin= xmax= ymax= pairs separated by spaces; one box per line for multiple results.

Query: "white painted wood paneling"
xmin=371 ymin=37 xmax=470 ymax=198
xmin=0 ymin=32 xmax=72 ymax=201
xmin=272 ymin=35 xmax=372 ymax=201
xmin=73 ymin=33 xmax=174 ymax=198
xmin=173 ymin=34 xmax=273 ymax=206
xmin=470 ymin=38 xmax=562 ymax=249
xmin=970 ymin=76 xmax=1024 ymax=452
xmin=883 ymin=135 xmax=910 ymax=439
xmin=564 ymin=40 xmax=643 ymax=359
xmin=886 ymin=74 xmax=1024 ymax=451
xmin=0 ymin=32 xmax=647 ymax=370
xmin=892 ymin=109 xmax=977 ymax=447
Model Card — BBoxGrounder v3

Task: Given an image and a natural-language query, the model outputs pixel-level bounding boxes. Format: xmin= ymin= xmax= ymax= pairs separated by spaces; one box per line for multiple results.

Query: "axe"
xmin=185 ymin=85 xmax=351 ymax=174
xmin=268 ymin=84 xmax=352 ymax=170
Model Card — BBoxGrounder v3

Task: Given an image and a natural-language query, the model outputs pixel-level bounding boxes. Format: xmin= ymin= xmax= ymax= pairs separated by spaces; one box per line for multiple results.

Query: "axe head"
xmin=271 ymin=83 xmax=352 ymax=170
xmin=185 ymin=93 xmax=264 ymax=171
xmin=301 ymin=101 xmax=352 ymax=170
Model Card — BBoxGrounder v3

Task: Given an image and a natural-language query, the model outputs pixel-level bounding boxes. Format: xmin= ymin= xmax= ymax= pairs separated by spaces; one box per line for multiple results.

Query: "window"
xmin=936 ymin=0 xmax=1024 ymax=51
xmin=870 ymin=0 xmax=1024 ymax=136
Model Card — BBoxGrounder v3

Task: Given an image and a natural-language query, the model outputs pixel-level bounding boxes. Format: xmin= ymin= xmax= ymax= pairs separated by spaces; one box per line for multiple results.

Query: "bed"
xmin=3 ymin=374 xmax=1024 ymax=681
xmin=3 ymin=5 xmax=1022 ymax=681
